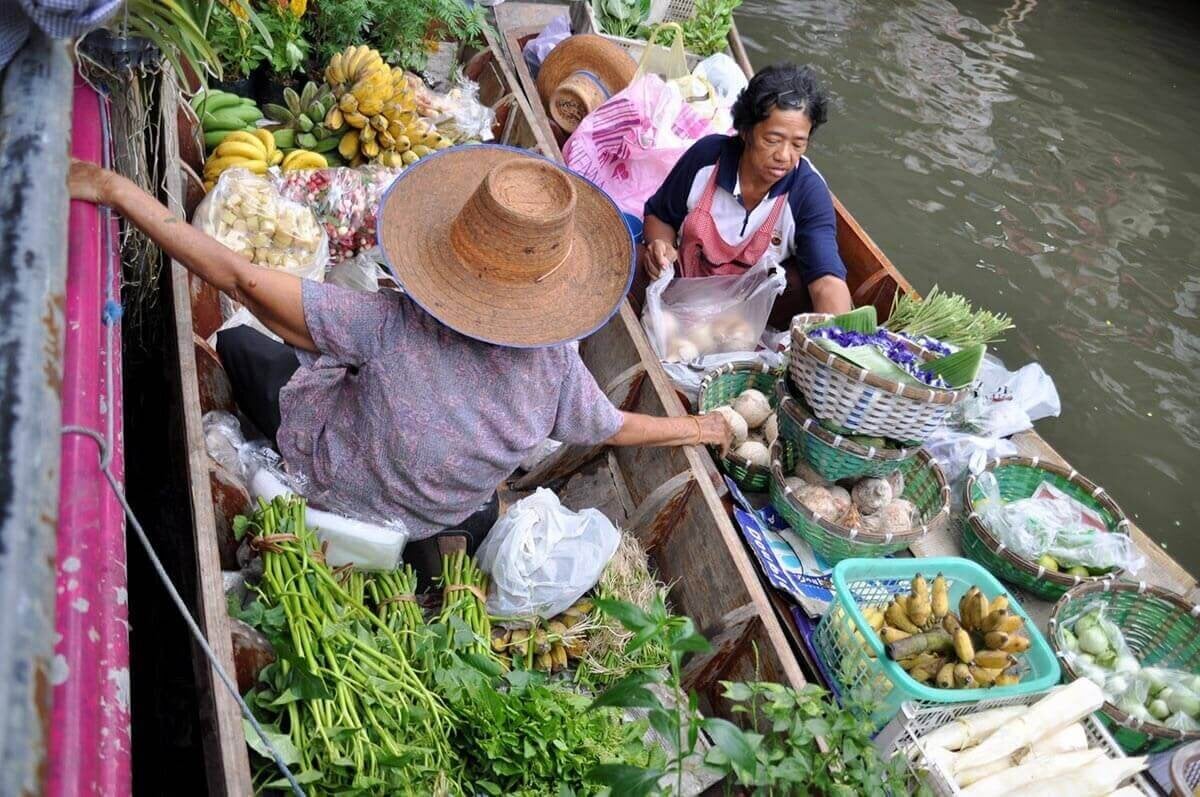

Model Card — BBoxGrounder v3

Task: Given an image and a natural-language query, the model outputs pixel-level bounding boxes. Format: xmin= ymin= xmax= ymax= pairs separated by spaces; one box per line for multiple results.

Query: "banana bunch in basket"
xmin=863 ymin=574 xmax=1033 ymax=690
xmin=323 ymin=45 xmax=454 ymax=167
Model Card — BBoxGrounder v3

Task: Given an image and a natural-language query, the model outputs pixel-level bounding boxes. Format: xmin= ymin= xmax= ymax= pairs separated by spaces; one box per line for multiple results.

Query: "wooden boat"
xmin=163 ymin=28 xmax=807 ymax=794
xmin=490 ymin=3 xmax=1199 ymax=636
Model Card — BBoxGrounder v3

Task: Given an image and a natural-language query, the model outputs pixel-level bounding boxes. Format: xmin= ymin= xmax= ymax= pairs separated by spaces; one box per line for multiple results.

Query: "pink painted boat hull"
xmin=48 ymin=72 xmax=131 ymax=796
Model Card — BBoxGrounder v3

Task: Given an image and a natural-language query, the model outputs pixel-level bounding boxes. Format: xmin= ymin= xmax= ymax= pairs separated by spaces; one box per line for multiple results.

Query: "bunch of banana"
xmin=323 ymin=46 xmax=454 ymax=167
xmin=191 ymin=89 xmax=264 ymax=152
xmin=280 ymin=149 xmax=328 ymax=172
xmin=870 ymin=574 xmax=1032 ymax=690
xmin=203 ymin=130 xmax=282 ymax=191
xmin=263 ymin=82 xmax=342 ymax=160
xmin=490 ymin=597 xmax=593 ymax=673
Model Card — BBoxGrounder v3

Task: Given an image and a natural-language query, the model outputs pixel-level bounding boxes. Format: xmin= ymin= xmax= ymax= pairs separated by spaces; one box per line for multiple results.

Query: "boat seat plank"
xmin=682 ymin=602 xmax=760 ymax=693
xmin=627 ymin=470 xmax=697 ymax=552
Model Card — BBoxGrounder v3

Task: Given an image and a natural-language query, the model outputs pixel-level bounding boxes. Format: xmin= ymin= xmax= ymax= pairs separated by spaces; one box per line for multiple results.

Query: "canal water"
xmin=736 ymin=0 xmax=1200 ymax=572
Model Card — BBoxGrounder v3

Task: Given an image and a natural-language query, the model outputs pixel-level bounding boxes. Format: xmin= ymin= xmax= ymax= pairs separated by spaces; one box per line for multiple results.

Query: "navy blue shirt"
xmin=644 ymin=134 xmax=846 ymax=285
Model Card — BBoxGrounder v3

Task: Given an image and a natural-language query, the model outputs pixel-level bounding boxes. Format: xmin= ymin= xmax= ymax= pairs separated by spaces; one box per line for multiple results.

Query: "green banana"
xmin=299 ymin=81 xmax=317 ymax=109
xmin=297 ymin=114 xmax=314 ymax=133
xmin=297 ymin=132 xmax=318 ymax=149
xmin=283 ymin=87 xmax=302 ymax=116
xmin=228 ymin=105 xmax=263 ymax=124
xmin=272 ymin=128 xmax=296 ymax=149
xmin=313 ymin=135 xmax=340 ymax=153
xmin=264 ymin=103 xmax=296 ymax=124
xmin=191 ymin=90 xmax=240 ymax=115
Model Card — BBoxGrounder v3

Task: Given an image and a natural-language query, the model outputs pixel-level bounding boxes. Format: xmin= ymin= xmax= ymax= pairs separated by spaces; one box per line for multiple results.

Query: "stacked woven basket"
xmin=697 ymin=312 xmax=965 ymax=563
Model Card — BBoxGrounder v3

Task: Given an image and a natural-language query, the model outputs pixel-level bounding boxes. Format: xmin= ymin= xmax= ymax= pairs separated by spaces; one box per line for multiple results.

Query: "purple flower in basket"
xmin=808 ymin=325 xmax=951 ymax=389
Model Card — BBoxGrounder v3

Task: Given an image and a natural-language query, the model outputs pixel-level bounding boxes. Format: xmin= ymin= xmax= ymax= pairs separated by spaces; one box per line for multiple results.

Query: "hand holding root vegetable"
xmin=866 ymin=574 xmax=1031 ymax=689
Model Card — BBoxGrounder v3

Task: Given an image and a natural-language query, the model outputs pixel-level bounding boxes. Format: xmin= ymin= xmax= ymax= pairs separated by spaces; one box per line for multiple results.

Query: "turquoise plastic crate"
xmin=813 ymin=556 xmax=1061 ymax=728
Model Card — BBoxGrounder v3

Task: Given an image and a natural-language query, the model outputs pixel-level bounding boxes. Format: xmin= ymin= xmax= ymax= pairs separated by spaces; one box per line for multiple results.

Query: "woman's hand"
xmin=695 ymin=412 xmax=733 ymax=455
xmin=642 ymin=239 xmax=678 ymax=280
xmin=68 ymin=158 xmax=118 ymax=205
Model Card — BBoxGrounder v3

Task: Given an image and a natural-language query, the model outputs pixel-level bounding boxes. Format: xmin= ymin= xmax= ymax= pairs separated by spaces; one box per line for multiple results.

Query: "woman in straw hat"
xmin=68 ymin=146 xmax=731 ymax=584
xmin=640 ymin=63 xmax=852 ymax=327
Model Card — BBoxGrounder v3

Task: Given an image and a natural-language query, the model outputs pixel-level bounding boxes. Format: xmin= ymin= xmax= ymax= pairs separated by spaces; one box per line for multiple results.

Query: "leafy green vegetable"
xmin=679 ymin=0 xmax=742 ymax=58
xmin=367 ymin=0 xmax=489 ymax=71
xmin=594 ymin=0 xmax=652 ymax=39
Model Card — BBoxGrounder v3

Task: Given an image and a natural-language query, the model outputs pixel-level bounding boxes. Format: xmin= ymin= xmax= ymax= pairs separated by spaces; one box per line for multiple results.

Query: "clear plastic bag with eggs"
xmin=641 ymin=261 xmax=787 ymax=362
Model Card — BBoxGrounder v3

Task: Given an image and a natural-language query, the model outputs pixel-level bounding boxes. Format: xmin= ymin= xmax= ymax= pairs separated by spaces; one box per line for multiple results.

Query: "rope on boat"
xmin=63 ymin=94 xmax=306 ymax=796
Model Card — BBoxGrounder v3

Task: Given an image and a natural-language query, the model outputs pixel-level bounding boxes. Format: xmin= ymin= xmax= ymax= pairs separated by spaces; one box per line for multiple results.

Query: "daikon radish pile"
xmin=906 ymin=679 xmax=1147 ymax=796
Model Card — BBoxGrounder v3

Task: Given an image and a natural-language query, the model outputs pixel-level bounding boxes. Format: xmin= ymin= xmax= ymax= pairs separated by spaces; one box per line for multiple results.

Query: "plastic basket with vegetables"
xmin=812 ymin=557 xmax=1061 ymax=728
xmin=1049 ymin=580 xmax=1200 ymax=754
xmin=772 ymin=380 xmax=921 ymax=482
xmin=960 ymin=456 xmax=1138 ymax=601
xmin=788 ymin=307 xmax=977 ymax=442
xmin=874 ymin=679 xmax=1152 ymax=796
xmin=768 ymin=440 xmax=948 ymax=563
xmin=697 ymin=362 xmax=783 ymax=492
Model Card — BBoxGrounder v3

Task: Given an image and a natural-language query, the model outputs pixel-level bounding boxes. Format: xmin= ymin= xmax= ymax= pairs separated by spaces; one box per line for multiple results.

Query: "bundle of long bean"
xmin=368 ymin=564 xmax=426 ymax=660
xmin=243 ymin=496 xmax=459 ymax=794
xmin=438 ymin=550 xmax=495 ymax=660
xmin=885 ymin=286 xmax=1014 ymax=347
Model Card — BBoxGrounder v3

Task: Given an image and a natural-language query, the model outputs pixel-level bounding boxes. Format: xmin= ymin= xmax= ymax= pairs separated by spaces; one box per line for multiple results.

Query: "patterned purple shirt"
xmin=277 ymin=281 xmax=624 ymax=540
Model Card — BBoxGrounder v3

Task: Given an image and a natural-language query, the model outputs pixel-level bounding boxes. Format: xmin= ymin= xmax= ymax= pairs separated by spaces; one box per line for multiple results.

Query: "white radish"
xmin=954 ymin=724 xmax=1091 ymax=788
xmin=914 ymin=706 xmax=1026 ymax=753
xmin=959 ymin=749 xmax=1103 ymax=797
xmin=1018 ymin=757 xmax=1146 ymax=797
xmin=954 ymin=679 xmax=1106 ymax=772
xmin=711 ymin=406 xmax=748 ymax=447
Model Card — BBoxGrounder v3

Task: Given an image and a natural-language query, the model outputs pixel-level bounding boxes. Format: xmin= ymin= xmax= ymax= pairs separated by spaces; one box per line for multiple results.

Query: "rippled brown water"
xmin=735 ymin=0 xmax=1200 ymax=572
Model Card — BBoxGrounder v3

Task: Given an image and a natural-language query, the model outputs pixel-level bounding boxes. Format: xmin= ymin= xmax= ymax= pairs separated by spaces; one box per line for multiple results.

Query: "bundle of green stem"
xmin=438 ymin=550 xmax=495 ymax=660
xmin=885 ymin=286 xmax=1014 ymax=347
xmin=367 ymin=564 xmax=426 ymax=661
xmin=245 ymin=496 xmax=458 ymax=794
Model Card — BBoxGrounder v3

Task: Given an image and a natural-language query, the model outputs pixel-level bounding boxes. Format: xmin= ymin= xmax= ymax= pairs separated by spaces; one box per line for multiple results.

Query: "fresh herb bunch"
xmin=885 ymin=286 xmax=1014 ymax=348
xmin=206 ymin=2 xmax=266 ymax=81
xmin=304 ymin=0 xmax=374 ymax=64
xmin=705 ymin=681 xmax=911 ymax=796
xmin=680 ymin=0 xmax=742 ymax=57
xmin=594 ymin=0 xmax=651 ymax=39
xmin=255 ymin=3 xmax=310 ymax=77
xmin=368 ymin=0 xmax=489 ymax=71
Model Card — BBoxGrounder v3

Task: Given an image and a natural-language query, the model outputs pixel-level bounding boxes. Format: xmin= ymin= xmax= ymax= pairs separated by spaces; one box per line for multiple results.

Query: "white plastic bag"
xmin=642 ymin=262 xmax=787 ymax=362
xmin=327 ymin=247 xmax=384 ymax=293
xmin=523 ymin=13 xmax=570 ymax=78
xmin=692 ymin=53 xmax=748 ymax=109
xmin=956 ymin=356 xmax=1061 ymax=438
xmin=661 ymin=329 xmax=789 ymax=403
xmin=476 ymin=488 xmax=620 ymax=618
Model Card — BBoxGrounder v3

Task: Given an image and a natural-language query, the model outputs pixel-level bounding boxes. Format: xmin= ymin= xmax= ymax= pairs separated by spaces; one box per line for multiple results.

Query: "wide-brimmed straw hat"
xmin=536 ymin=34 xmax=637 ymax=133
xmin=376 ymin=144 xmax=633 ymax=348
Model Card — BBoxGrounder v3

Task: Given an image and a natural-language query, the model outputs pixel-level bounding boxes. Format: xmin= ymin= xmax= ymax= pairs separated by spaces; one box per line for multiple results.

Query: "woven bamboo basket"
xmin=960 ymin=456 xmax=1131 ymax=601
xmin=1048 ymin=581 xmax=1200 ymax=755
xmin=1170 ymin=740 xmax=1200 ymax=796
xmin=787 ymin=313 xmax=968 ymax=441
xmin=768 ymin=440 xmax=948 ymax=563
xmin=697 ymin=361 xmax=783 ymax=492
xmin=772 ymin=380 xmax=919 ymax=482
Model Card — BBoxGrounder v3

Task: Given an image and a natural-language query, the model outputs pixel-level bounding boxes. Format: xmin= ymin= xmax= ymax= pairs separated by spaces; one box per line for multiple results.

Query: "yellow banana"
xmin=369 ymin=114 xmax=388 ymax=132
xmin=339 ymin=93 xmax=360 ymax=114
xmin=359 ymin=125 xmax=375 ymax=144
xmin=361 ymin=138 xmax=380 ymax=158
xmin=393 ymin=134 xmax=411 ymax=152
xmin=326 ymin=52 xmax=345 ymax=86
xmin=270 ymin=149 xmax=283 ymax=166
xmin=435 ymin=137 xmax=454 ymax=150
xmin=204 ymin=155 xmax=253 ymax=176
xmin=378 ymin=131 xmax=396 ymax=149
xmin=358 ymin=95 xmax=385 ymax=117
xmin=252 ymin=128 xmax=276 ymax=157
xmin=325 ymin=106 xmax=344 ymax=130
xmin=338 ymin=130 xmax=360 ymax=160
xmin=344 ymin=111 xmax=368 ymax=129
xmin=411 ymin=144 xmax=431 ymax=157
xmin=214 ymin=141 xmax=266 ymax=161
xmin=219 ymin=130 xmax=267 ymax=152
xmin=401 ymin=149 xmax=418 ymax=165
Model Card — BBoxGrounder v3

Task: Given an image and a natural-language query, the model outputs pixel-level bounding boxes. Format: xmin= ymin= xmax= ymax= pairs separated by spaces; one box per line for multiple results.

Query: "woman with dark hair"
xmin=640 ymin=63 xmax=852 ymax=324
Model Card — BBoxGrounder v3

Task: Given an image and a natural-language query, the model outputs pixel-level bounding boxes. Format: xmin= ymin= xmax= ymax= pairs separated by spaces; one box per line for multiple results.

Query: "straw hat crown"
xmin=449 ymin=159 xmax=577 ymax=285
xmin=376 ymin=145 xmax=633 ymax=348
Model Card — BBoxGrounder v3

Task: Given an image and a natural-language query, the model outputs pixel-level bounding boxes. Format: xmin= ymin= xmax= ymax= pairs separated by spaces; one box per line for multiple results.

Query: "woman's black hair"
xmin=731 ymin=63 xmax=829 ymax=136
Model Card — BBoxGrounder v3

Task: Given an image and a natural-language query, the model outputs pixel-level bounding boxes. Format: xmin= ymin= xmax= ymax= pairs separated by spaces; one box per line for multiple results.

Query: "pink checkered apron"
xmin=677 ymin=159 xmax=789 ymax=278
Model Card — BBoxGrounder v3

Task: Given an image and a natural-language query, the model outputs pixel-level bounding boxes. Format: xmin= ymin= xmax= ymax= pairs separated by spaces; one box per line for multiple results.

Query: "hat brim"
xmin=376 ymin=144 xmax=634 ymax=348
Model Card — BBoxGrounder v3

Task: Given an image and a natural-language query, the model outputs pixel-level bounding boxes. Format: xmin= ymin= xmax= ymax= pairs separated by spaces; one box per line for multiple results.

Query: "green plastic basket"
xmin=1049 ymin=581 xmax=1200 ymax=755
xmin=960 ymin=456 xmax=1131 ymax=601
xmin=814 ymin=557 xmax=1062 ymax=728
xmin=773 ymin=381 xmax=919 ymax=482
xmin=697 ymin=362 xmax=784 ymax=493
xmin=768 ymin=440 xmax=948 ymax=563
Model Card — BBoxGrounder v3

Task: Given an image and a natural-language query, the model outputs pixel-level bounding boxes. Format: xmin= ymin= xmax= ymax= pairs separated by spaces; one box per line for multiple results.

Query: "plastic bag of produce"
xmin=274 ymin=166 xmax=399 ymax=267
xmin=692 ymin=53 xmax=748 ymax=109
xmin=641 ymin=261 xmax=787 ymax=362
xmin=195 ymin=168 xmax=328 ymax=280
xmin=327 ymin=246 xmax=384 ymax=293
xmin=563 ymin=73 xmax=717 ymax=216
xmin=476 ymin=488 xmax=620 ymax=618
xmin=974 ymin=472 xmax=1144 ymax=574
